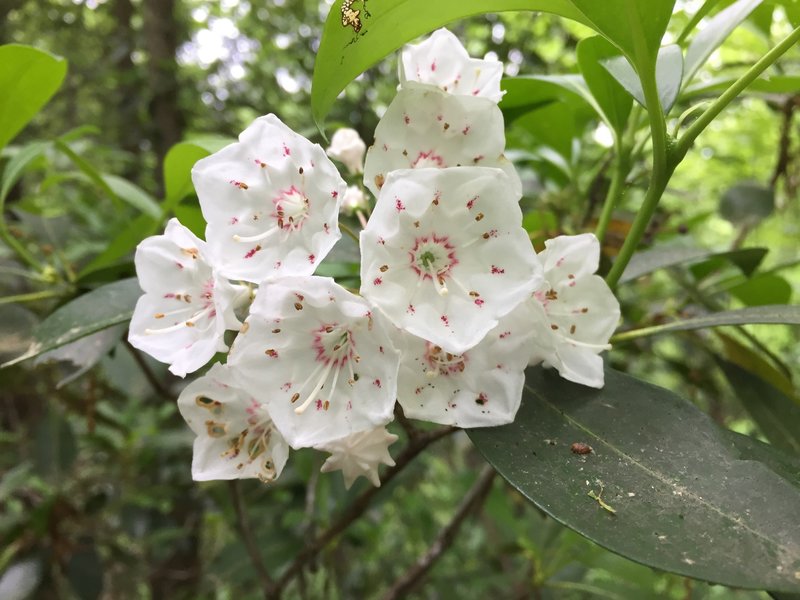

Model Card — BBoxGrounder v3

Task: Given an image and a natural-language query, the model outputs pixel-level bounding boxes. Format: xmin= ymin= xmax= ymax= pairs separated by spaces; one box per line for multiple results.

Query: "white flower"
xmin=341 ymin=185 xmax=368 ymax=215
xmin=400 ymin=28 xmax=504 ymax=103
xmin=362 ymin=82 xmax=520 ymax=198
xmin=360 ymin=167 xmax=542 ymax=354
xmin=396 ymin=306 xmax=534 ymax=427
xmin=227 ymin=276 xmax=401 ymax=449
xmin=317 ymin=426 xmax=398 ymax=489
xmin=528 ymin=234 xmax=620 ymax=388
xmin=192 ymin=114 xmax=346 ymax=284
xmin=177 ymin=363 xmax=290 ymax=482
xmin=326 ymin=127 xmax=367 ymax=175
xmin=128 ymin=219 xmax=241 ymax=377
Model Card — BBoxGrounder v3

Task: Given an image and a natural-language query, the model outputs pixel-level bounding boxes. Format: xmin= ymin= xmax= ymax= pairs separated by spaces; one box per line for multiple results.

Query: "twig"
xmin=272 ymin=426 xmax=456 ymax=596
xmin=228 ymin=480 xmax=275 ymax=599
xmin=124 ymin=339 xmax=172 ymax=401
xmin=381 ymin=465 xmax=496 ymax=600
xmin=770 ymin=95 xmax=797 ymax=189
xmin=393 ymin=403 xmax=419 ymax=439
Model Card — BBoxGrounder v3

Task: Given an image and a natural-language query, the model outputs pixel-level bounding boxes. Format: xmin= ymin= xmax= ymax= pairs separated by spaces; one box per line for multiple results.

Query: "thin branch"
xmin=123 ymin=339 xmax=172 ymax=401
xmin=770 ymin=95 xmax=797 ymax=189
xmin=272 ymin=426 xmax=456 ymax=596
xmin=393 ymin=402 xmax=419 ymax=439
xmin=228 ymin=480 xmax=275 ymax=599
xmin=381 ymin=465 xmax=496 ymax=600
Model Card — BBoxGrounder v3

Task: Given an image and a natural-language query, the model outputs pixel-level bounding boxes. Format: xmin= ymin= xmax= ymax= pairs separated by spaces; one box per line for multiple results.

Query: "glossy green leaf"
xmin=570 ymin=0 xmax=675 ymax=67
xmin=0 ymin=45 xmax=67 ymax=151
xmin=620 ymin=244 xmax=767 ymax=283
xmin=690 ymin=247 xmax=768 ymax=280
xmin=684 ymin=0 xmax=763 ymax=84
xmin=502 ymin=75 xmax=600 ymax=124
xmin=613 ymin=304 xmax=800 ymax=342
xmin=513 ymin=101 xmax=577 ymax=160
xmin=163 ymin=137 xmax=231 ymax=208
xmin=0 ymin=141 xmax=49 ymax=207
xmin=311 ymin=0 xmax=592 ymax=128
xmin=100 ymin=174 xmax=160 ymax=219
xmin=719 ymin=181 xmax=774 ymax=225
xmin=2 ymin=279 xmax=140 ymax=367
xmin=717 ymin=331 xmax=796 ymax=401
xmin=602 ymin=45 xmax=684 ymax=112
xmin=717 ymin=359 xmax=800 ymax=454
xmin=683 ymin=74 xmax=800 ymax=98
xmin=728 ymin=273 xmax=792 ymax=306
xmin=469 ymin=366 xmax=800 ymax=592
xmin=173 ymin=203 xmax=206 ymax=238
xmin=577 ymin=36 xmax=633 ymax=135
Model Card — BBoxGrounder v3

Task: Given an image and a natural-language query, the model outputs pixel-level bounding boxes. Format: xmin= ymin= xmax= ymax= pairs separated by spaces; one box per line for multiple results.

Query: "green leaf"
xmin=684 ymin=0 xmax=763 ymax=84
xmin=683 ymin=74 xmax=800 ymax=98
xmin=602 ymin=45 xmax=684 ymax=112
xmin=34 ymin=406 xmax=77 ymax=480
xmin=570 ymin=0 xmax=675 ymax=67
xmin=0 ymin=141 xmax=50 ymax=207
xmin=53 ymin=139 xmax=124 ymax=211
xmin=717 ymin=358 xmax=800 ymax=454
xmin=728 ymin=273 xmax=792 ymax=306
xmin=100 ymin=174 xmax=160 ymax=219
xmin=163 ymin=137 xmax=231 ymax=208
xmin=77 ymin=214 xmax=156 ymax=279
xmin=502 ymin=75 xmax=600 ymax=124
xmin=613 ymin=304 xmax=800 ymax=342
xmin=469 ymin=366 xmax=800 ymax=592
xmin=576 ymin=36 xmax=633 ymax=135
xmin=717 ymin=331 xmax=796 ymax=400
xmin=311 ymin=0 xmax=592 ymax=128
xmin=0 ymin=45 xmax=67 ymax=152
xmin=173 ymin=203 xmax=206 ymax=238
xmin=719 ymin=181 xmax=774 ymax=226
xmin=620 ymin=244 xmax=768 ymax=283
xmin=690 ymin=247 xmax=768 ymax=280
xmin=513 ymin=101 xmax=577 ymax=161
xmin=2 ymin=279 xmax=140 ymax=367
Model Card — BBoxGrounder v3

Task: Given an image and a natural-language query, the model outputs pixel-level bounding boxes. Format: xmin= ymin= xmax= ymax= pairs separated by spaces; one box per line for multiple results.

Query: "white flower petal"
xmin=538 ymin=233 xmax=600 ymax=282
xmin=397 ymin=306 xmax=534 ymax=428
xmin=128 ymin=219 xmax=240 ymax=378
xmin=363 ymin=82 xmax=519 ymax=198
xmin=177 ymin=363 xmax=290 ymax=482
xmin=400 ymin=28 xmax=504 ymax=102
xmin=192 ymin=114 xmax=346 ymax=283
xmin=326 ymin=127 xmax=366 ymax=175
xmin=317 ymin=426 xmax=398 ymax=489
xmin=360 ymin=167 xmax=542 ymax=354
xmin=227 ymin=276 xmax=401 ymax=449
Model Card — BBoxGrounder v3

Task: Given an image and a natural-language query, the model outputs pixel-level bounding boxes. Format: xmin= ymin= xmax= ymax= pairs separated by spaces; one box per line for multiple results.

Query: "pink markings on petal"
xmin=315 ymin=399 xmax=323 ymax=410
xmin=230 ymin=180 xmax=249 ymax=189
xmin=475 ymin=392 xmax=488 ymax=406
xmin=331 ymin=190 xmax=338 ymax=198
xmin=272 ymin=185 xmax=309 ymax=231
xmin=175 ymin=262 xmax=184 ymax=270
xmin=430 ymin=60 xmax=436 ymax=72
xmin=462 ymin=125 xmax=471 ymax=135
xmin=436 ymin=114 xmax=443 ymax=122
xmin=491 ymin=265 xmax=505 ymax=274
xmin=230 ymin=217 xmax=239 ymax=225
xmin=379 ymin=346 xmax=384 ymax=354
xmin=408 ymin=234 xmax=458 ymax=280
xmin=403 ymin=114 xmax=411 ymax=125
xmin=377 ymin=237 xmax=386 ymax=245
xmin=466 ymin=196 xmax=478 ymax=210
xmin=483 ymin=229 xmax=498 ymax=239
xmin=472 ymin=89 xmax=480 ymax=95
xmin=373 ymin=378 xmax=382 ymax=388
xmin=473 ymin=155 xmax=484 ymax=163
xmin=346 ymin=400 xmax=352 ymax=410
xmin=499 ymin=331 xmax=511 ymax=339
xmin=556 ymin=257 xmax=565 ymax=267
xmin=282 ymin=143 xmax=291 ymax=156
xmin=244 ymin=245 xmax=262 ymax=259
xmin=407 ymin=304 xmax=415 ymax=314
xmin=323 ymin=223 xmax=330 ymax=234
xmin=474 ymin=298 xmax=485 ymax=307
xmin=373 ymin=277 xmax=382 ymax=286
xmin=164 ymin=293 xmax=176 ymax=299
xmin=411 ymin=150 xmax=446 ymax=169
xmin=308 ymin=254 xmax=316 ymax=264
xmin=395 ymin=198 xmax=406 ymax=212
xmin=441 ymin=315 xmax=450 ymax=327
xmin=382 ymin=143 xmax=389 ymax=152
xmin=281 ymin=382 xmax=292 ymax=391
xmin=274 ymin=260 xmax=282 ymax=269
xmin=255 ymin=159 xmax=267 ymax=168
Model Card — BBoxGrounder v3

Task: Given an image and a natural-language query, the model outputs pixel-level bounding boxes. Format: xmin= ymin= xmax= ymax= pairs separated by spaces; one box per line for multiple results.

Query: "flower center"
xmin=146 ymin=279 xmax=216 ymax=334
xmin=274 ymin=185 xmax=310 ymax=231
xmin=409 ymin=235 xmax=458 ymax=296
xmin=217 ymin=400 xmax=279 ymax=482
xmin=294 ymin=323 xmax=358 ymax=415
xmin=424 ymin=342 xmax=467 ymax=377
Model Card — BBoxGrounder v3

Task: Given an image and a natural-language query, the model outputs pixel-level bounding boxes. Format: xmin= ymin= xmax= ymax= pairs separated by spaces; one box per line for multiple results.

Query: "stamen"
xmin=233 ymin=226 xmax=280 ymax=244
xmin=145 ymin=305 xmax=213 ymax=335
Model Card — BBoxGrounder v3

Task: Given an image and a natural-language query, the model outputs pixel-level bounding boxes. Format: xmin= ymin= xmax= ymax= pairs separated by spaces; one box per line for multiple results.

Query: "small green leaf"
xmin=77 ymin=214 xmax=156 ymax=279
xmin=0 ymin=141 xmax=50 ymax=207
xmin=2 ymin=279 xmax=140 ymax=367
xmin=311 ymin=0 xmax=592 ymax=127
xmin=613 ymin=304 xmax=800 ymax=342
xmin=602 ymin=45 xmax=684 ymax=112
xmin=719 ymin=181 xmax=774 ymax=226
xmin=0 ymin=45 xmax=67 ymax=151
xmin=469 ymin=366 xmax=800 ymax=592
xmin=717 ymin=331 xmax=796 ymax=401
xmin=683 ymin=74 xmax=800 ymax=98
xmin=717 ymin=358 xmax=800 ymax=454
xmin=684 ymin=0 xmax=764 ymax=85
xmin=620 ymin=244 xmax=768 ymax=283
xmin=100 ymin=174 xmax=160 ymax=219
xmin=163 ymin=137 xmax=232 ymax=208
xmin=577 ymin=36 xmax=634 ymax=135
xmin=690 ymin=247 xmax=768 ymax=280
xmin=173 ymin=203 xmax=206 ymax=238
xmin=728 ymin=273 xmax=792 ymax=306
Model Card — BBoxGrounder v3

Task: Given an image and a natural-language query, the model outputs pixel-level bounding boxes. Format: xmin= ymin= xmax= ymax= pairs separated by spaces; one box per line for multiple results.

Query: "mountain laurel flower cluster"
xmin=128 ymin=28 xmax=620 ymax=489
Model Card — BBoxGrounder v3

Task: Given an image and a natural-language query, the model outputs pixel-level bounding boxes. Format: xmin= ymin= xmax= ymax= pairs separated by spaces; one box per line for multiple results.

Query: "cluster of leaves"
xmin=1 ymin=0 xmax=800 ymax=598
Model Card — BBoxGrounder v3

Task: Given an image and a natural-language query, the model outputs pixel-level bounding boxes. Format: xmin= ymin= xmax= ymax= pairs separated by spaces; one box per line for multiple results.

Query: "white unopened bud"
xmin=326 ymin=128 xmax=366 ymax=175
xmin=341 ymin=185 xmax=368 ymax=215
